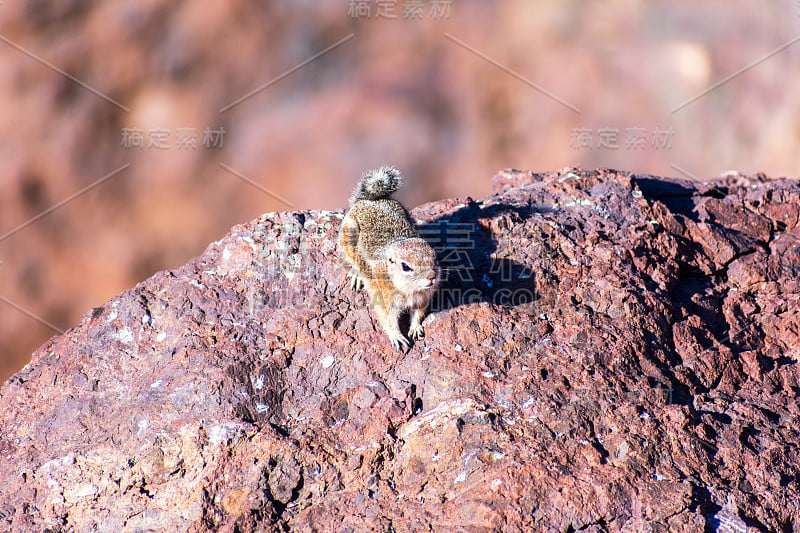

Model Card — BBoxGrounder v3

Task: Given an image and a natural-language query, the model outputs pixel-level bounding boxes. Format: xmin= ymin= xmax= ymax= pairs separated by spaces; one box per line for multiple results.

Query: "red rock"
xmin=1 ymin=169 xmax=799 ymax=531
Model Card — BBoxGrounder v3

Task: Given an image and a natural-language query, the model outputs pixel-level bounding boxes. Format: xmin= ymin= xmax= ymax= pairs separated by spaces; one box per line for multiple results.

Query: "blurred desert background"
xmin=1 ymin=0 xmax=799 ymax=382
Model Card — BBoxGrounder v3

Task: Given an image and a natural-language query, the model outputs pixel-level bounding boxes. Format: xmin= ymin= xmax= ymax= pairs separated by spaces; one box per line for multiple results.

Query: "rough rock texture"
xmin=1 ymin=168 xmax=799 ymax=532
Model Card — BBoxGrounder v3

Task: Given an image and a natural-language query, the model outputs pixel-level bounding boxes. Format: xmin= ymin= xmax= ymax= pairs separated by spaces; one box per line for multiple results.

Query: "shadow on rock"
xmin=417 ymin=200 xmax=556 ymax=313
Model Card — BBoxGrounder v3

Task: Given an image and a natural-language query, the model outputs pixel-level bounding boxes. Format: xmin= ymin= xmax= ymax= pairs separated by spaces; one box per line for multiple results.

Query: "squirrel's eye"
xmin=401 ymin=262 xmax=412 ymax=272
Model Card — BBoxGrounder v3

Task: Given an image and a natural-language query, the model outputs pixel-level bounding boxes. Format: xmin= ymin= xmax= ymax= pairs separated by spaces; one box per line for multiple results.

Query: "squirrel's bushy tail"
xmin=349 ymin=166 xmax=402 ymax=206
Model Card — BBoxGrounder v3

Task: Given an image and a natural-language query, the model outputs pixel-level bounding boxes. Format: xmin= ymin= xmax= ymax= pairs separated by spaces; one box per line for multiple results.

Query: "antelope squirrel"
xmin=339 ymin=166 xmax=439 ymax=350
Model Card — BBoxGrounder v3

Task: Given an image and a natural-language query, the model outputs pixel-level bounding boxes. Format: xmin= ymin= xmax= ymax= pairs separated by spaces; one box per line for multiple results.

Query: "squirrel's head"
xmin=386 ymin=238 xmax=439 ymax=295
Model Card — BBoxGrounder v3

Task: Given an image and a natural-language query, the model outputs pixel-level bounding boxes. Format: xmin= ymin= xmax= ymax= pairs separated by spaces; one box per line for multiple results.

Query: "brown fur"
xmin=339 ymin=167 xmax=439 ymax=350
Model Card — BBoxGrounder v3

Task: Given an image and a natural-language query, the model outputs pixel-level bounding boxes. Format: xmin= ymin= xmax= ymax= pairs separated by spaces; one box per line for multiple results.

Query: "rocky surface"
xmin=1 ymin=168 xmax=799 ymax=532
xmin=4 ymin=1 xmax=800 ymax=383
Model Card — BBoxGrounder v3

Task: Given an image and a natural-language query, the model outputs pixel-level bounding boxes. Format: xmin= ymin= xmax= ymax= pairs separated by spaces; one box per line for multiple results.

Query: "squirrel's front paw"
xmin=408 ymin=324 xmax=424 ymax=340
xmin=348 ymin=270 xmax=364 ymax=291
xmin=388 ymin=331 xmax=410 ymax=351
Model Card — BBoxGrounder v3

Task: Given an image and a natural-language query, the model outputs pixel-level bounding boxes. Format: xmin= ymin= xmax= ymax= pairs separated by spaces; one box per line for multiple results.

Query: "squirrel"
xmin=339 ymin=166 xmax=439 ymax=350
